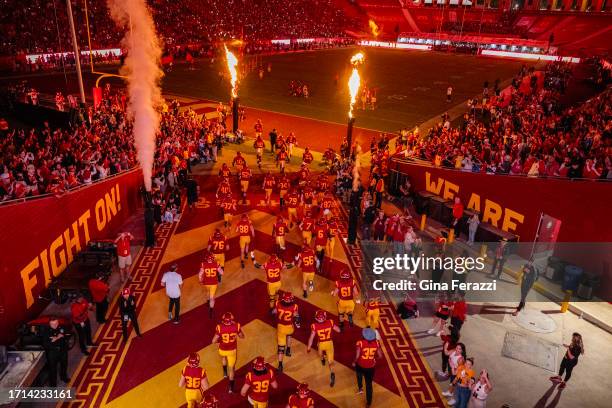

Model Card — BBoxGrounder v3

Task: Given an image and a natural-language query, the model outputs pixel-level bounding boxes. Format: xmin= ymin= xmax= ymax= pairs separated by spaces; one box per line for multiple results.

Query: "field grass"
xmin=162 ymin=47 xmax=529 ymax=131
xmin=1 ymin=48 xmax=532 ymax=132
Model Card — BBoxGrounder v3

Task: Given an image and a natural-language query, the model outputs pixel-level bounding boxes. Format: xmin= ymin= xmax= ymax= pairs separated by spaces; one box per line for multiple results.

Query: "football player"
xmin=275 ymin=291 xmax=300 ymax=372
xmin=299 ymin=210 xmax=315 ymax=245
xmin=313 ymin=218 xmax=329 ymax=272
xmin=286 ymin=132 xmax=297 ymax=160
xmin=326 ymin=216 xmax=340 ymax=259
xmin=295 ymin=243 xmax=317 ymax=298
xmin=277 ymin=173 xmax=290 ymax=208
xmin=212 ymin=312 xmax=244 ymax=393
xmin=332 ymin=270 xmax=360 ymax=330
xmin=286 ymin=383 xmax=314 ymax=408
xmin=220 ymin=193 xmax=237 ymax=229
xmin=285 ymin=189 xmax=300 ymax=228
xmin=272 ymin=215 xmax=288 ymax=252
xmin=241 ymin=357 xmax=278 ymax=408
xmin=179 ymin=353 xmax=209 ymax=408
xmin=262 ymin=171 xmax=276 ymax=206
xmin=235 ymin=213 xmax=255 ymax=269
xmin=253 ymin=253 xmax=287 ymax=312
xmin=307 ymin=310 xmax=340 ymax=387
xmin=239 ymin=164 xmax=252 ymax=204
xmin=218 ymin=163 xmax=231 ymax=181
xmin=365 ymin=297 xmax=381 ymax=329
xmin=232 ymin=151 xmax=246 ymax=176
xmin=253 ymin=134 xmax=265 ymax=168
xmin=199 ymin=251 xmax=223 ymax=318
xmin=207 ymin=229 xmax=229 ymax=271
xmin=302 ymin=147 xmax=313 ymax=166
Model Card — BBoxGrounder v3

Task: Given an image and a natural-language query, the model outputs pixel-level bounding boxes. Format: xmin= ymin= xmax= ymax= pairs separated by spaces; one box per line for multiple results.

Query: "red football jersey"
xmin=297 ymin=248 xmax=316 ymax=272
xmin=356 ymin=339 xmax=380 ymax=368
xmin=245 ymin=369 xmax=276 ymax=403
xmin=233 ymin=155 xmax=246 ymax=166
xmin=321 ymin=196 xmax=334 ymax=211
xmin=311 ymin=319 xmax=335 ymax=343
xmin=219 ymin=167 xmax=231 ymax=179
xmin=327 ymin=220 xmax=339 ymax=237
xmin=286 ymin=192 xmax=299 ymax=208
xmin=264 ymin=259 xmax=283 ymax=283
xmin=288 ymin=394 xmax=314 ymax=408
xmin=221 ymin=197 xmax=236 ymax=214
xmin=182 ymin=365 xmax=206 ymax=389
xmin=273 ymin=221 xmax=288 ymax=237
xmin=302 ymin=151 xmax=313 ymax=164
xmin=302 ymin=187 xmax=315 ymax=204
xmin=215 ymin=322 xmax=241 ymax=351
xmin=314 ymin=224 xmax=329 ymax=246
xmin=276 ymin=301 xmax=298 ymax=326
xmin=278 ymin=177 xmax=290 ymax=191
xmin=335 ymin=279 xmax=355 ymax=300
xmin=240 ymin=168 xmax=252 ymax=181
xmin=199 ymin=260 xmax=220 ymax=285
xmin=263 ymin=176 xmax=275 ymax=188
xmin=208 ymin=235 xmax=227 ymax=254
xmin=236 ymin=220 xmax=252 ymax=236
xmin=218 ymin=182 xmax=231 ymax=196
xmin=301 ymin=216 xmax=315 ymax=232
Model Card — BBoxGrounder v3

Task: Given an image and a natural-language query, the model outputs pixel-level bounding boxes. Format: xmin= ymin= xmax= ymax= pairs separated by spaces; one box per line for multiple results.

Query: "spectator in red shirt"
xmin=450 ymin=295 xmax=467 ymax=338
xmin=115 ymin=232 xmax=134 ymax=282
xmin=452 ymin=196 xmax=464 ymax=237
xmin=89 ymin=276 xmax=110 ymax=324
xmin=71 ymin=296 xmax=95 ymax=355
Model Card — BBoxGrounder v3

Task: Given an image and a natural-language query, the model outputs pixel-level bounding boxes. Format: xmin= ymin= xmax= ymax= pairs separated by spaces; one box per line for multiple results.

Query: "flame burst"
xmin=348 ymin=52 xmax=365 ymax=119
xmin=224 ymin=45 xmax=239 ymax=98
xmin=368 ymin=19 xmax=380 ymax=38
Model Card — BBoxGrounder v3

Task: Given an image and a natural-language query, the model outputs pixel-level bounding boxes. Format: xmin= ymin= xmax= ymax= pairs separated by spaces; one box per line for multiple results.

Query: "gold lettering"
xmin=78 ymin=210 xmax=91 ymax=243
xmin=40 ymin=249 xmax=51 ymax=286
xmin=425 ymin=172 xmax=444 ymax=195
xmin=95 ymin=199 xmax=106 ymax=231
xmin=63 ymin=221 xmax=81 ymax=264
xmin=467 ymin=193 xmax=481 ymax=212
xmin=20 ymin=257 xmax=40 ymax=308
xmin=483 ymin=199 xmax=502 ymax=228
xmin=49 ymin=235 xmax=67 ymax=277
xmin=502 ymin=208 xmax=525 ymax=232
xmin=442 ymin=180 xmax=459 ymax=201
xmin=105 ymin=189 xmax=118 ymax=220
xmin=116 ymin=184 xmax=121 ymax=211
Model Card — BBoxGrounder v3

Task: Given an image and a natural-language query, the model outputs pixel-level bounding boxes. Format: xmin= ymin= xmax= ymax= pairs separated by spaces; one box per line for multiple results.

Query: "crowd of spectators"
xmin=394 ymin=62 xmax=612 ymax=180
xmin=0 ymin=86 xmax=232 ymax=202
xmin=0 ymin=0 xmax=358 ymax=57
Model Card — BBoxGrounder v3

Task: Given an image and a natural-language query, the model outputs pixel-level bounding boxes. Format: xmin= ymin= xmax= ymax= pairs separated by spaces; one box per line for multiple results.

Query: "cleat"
xmin=278 ymin=362 xmax=283 ymax=372
xmin=330 ymin=372 xmax=335 ymax=387
xmin=285 ymin=347 xmax=291 ymax=357
xmin=223 ymin=366 xmax=228 ymax=378
xmin=241 ymin=259 xmax=245 ymax=269
xmin=303 ymin=290 xmax=308 ymax=298
xmin=321 ymin=358 xmax=326 ymax=366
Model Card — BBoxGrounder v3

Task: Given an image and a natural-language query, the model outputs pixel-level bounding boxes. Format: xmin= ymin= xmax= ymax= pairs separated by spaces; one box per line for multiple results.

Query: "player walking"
xmin=295 ymin=244 xmax=317 ymax=298
xmin=285 ymin=189 xmax=300 ymax=228
xmin=253 ymin=135 xmax=265 ymax=168
xmin=207 ymin=229 xmax=229 ymax=272
xmin=241 ymin=357 xmax=278 ymax=408
xmin=365 ymin=297 xmax=381 ymax=329
xmin=276 ymin=291 xmax=300 ymax=372
xmin=307 ymin=310 xmax=341 ymax=387
xmin=212 ymin=312 xmax=244 ymax=393
xmin=313 ymin=218 xmax=329 ymax=272
xmin=179 ymin=353 xmax=209 ymax=408
xmin=272 ymin=215 xmax=288 ymax=253
xmin=235 ymin=214 xmax=255 ymax=269
xmin=239 ymin=164 xmax=252 ymax=204
xmin=198 ymin=251 xmax=223 ymax=318
xmin=277 ymin=173 xmax=290 ymax=208
xmin=332 ymin=270 xmax=360 ymax=330
xmin=286 ymin=383 xmax=314 ymax=408
xmin=220 ymin=193 xmax=237 ymax=229
xmin=262 ymin=171 xmax=276 ymax=206
xmin=299 ymin=210 xmax=315 ymax=245
xmin=253 ymin=253 xmax=286 ymax=312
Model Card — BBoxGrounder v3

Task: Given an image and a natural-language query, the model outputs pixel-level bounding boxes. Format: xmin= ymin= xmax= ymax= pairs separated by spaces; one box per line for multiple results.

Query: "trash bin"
xmin=562 ymin=265 xmax=583 ymax=292
xmin=545 ymin=256 xmax=565 ymax=281
xmin=577 ymin=273 xmax=600 ymax=300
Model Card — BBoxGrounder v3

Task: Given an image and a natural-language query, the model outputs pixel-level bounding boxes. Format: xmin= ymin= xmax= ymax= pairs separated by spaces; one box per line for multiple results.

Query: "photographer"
xmin=42 ymin=317 xmax=70 ymax=386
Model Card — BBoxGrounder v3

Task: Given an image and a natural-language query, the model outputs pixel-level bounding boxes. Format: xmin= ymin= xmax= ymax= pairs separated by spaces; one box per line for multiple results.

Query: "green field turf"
xmin=1 ymin=48 xmax=531 ymax=132
xmin=162 ymin=48 xmax=529 ymax=131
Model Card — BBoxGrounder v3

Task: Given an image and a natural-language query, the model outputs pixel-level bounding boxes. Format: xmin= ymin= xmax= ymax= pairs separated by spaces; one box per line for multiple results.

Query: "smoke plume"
xmin=108 ymin=0 xmax=163 ymax=191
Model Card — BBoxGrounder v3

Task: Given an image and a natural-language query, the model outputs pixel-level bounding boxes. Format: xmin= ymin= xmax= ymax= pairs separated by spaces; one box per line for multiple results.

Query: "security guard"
xmin=119 ymin=287 xmax=142 ymax=342
xmin=43 ymin=316 xmax=70 ymax=386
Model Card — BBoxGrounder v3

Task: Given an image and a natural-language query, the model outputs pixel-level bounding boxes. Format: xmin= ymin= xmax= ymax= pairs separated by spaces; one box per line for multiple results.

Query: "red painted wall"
xmin=0 ymin=170 xmax=143 ymax=344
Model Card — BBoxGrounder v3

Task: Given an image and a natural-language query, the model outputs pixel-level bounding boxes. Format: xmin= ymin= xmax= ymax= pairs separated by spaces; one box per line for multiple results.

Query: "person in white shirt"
xmin=161 ymin=264 xmax=183 ymax=324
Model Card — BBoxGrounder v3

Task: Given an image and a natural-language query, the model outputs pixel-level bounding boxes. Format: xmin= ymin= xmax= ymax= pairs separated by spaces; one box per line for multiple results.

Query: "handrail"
xmin=390 ymin=157 xmax=612 ymax=183
xmin=0 ymin=168 xmax=141 ymax=207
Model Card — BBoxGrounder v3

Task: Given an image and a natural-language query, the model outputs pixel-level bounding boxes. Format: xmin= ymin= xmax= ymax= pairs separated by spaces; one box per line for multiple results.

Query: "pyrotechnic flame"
xmin=224 ymin=45 xmax=239 ymax=98
xmin=368 ymin=19 xmax=380 ymax=38
xmin=348 ymin=52 xmax=365 ymax=119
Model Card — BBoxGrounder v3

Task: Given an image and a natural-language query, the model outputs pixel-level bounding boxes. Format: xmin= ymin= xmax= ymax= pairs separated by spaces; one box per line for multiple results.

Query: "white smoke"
xmin=108 ymin=0 xmax=163 ymax=191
